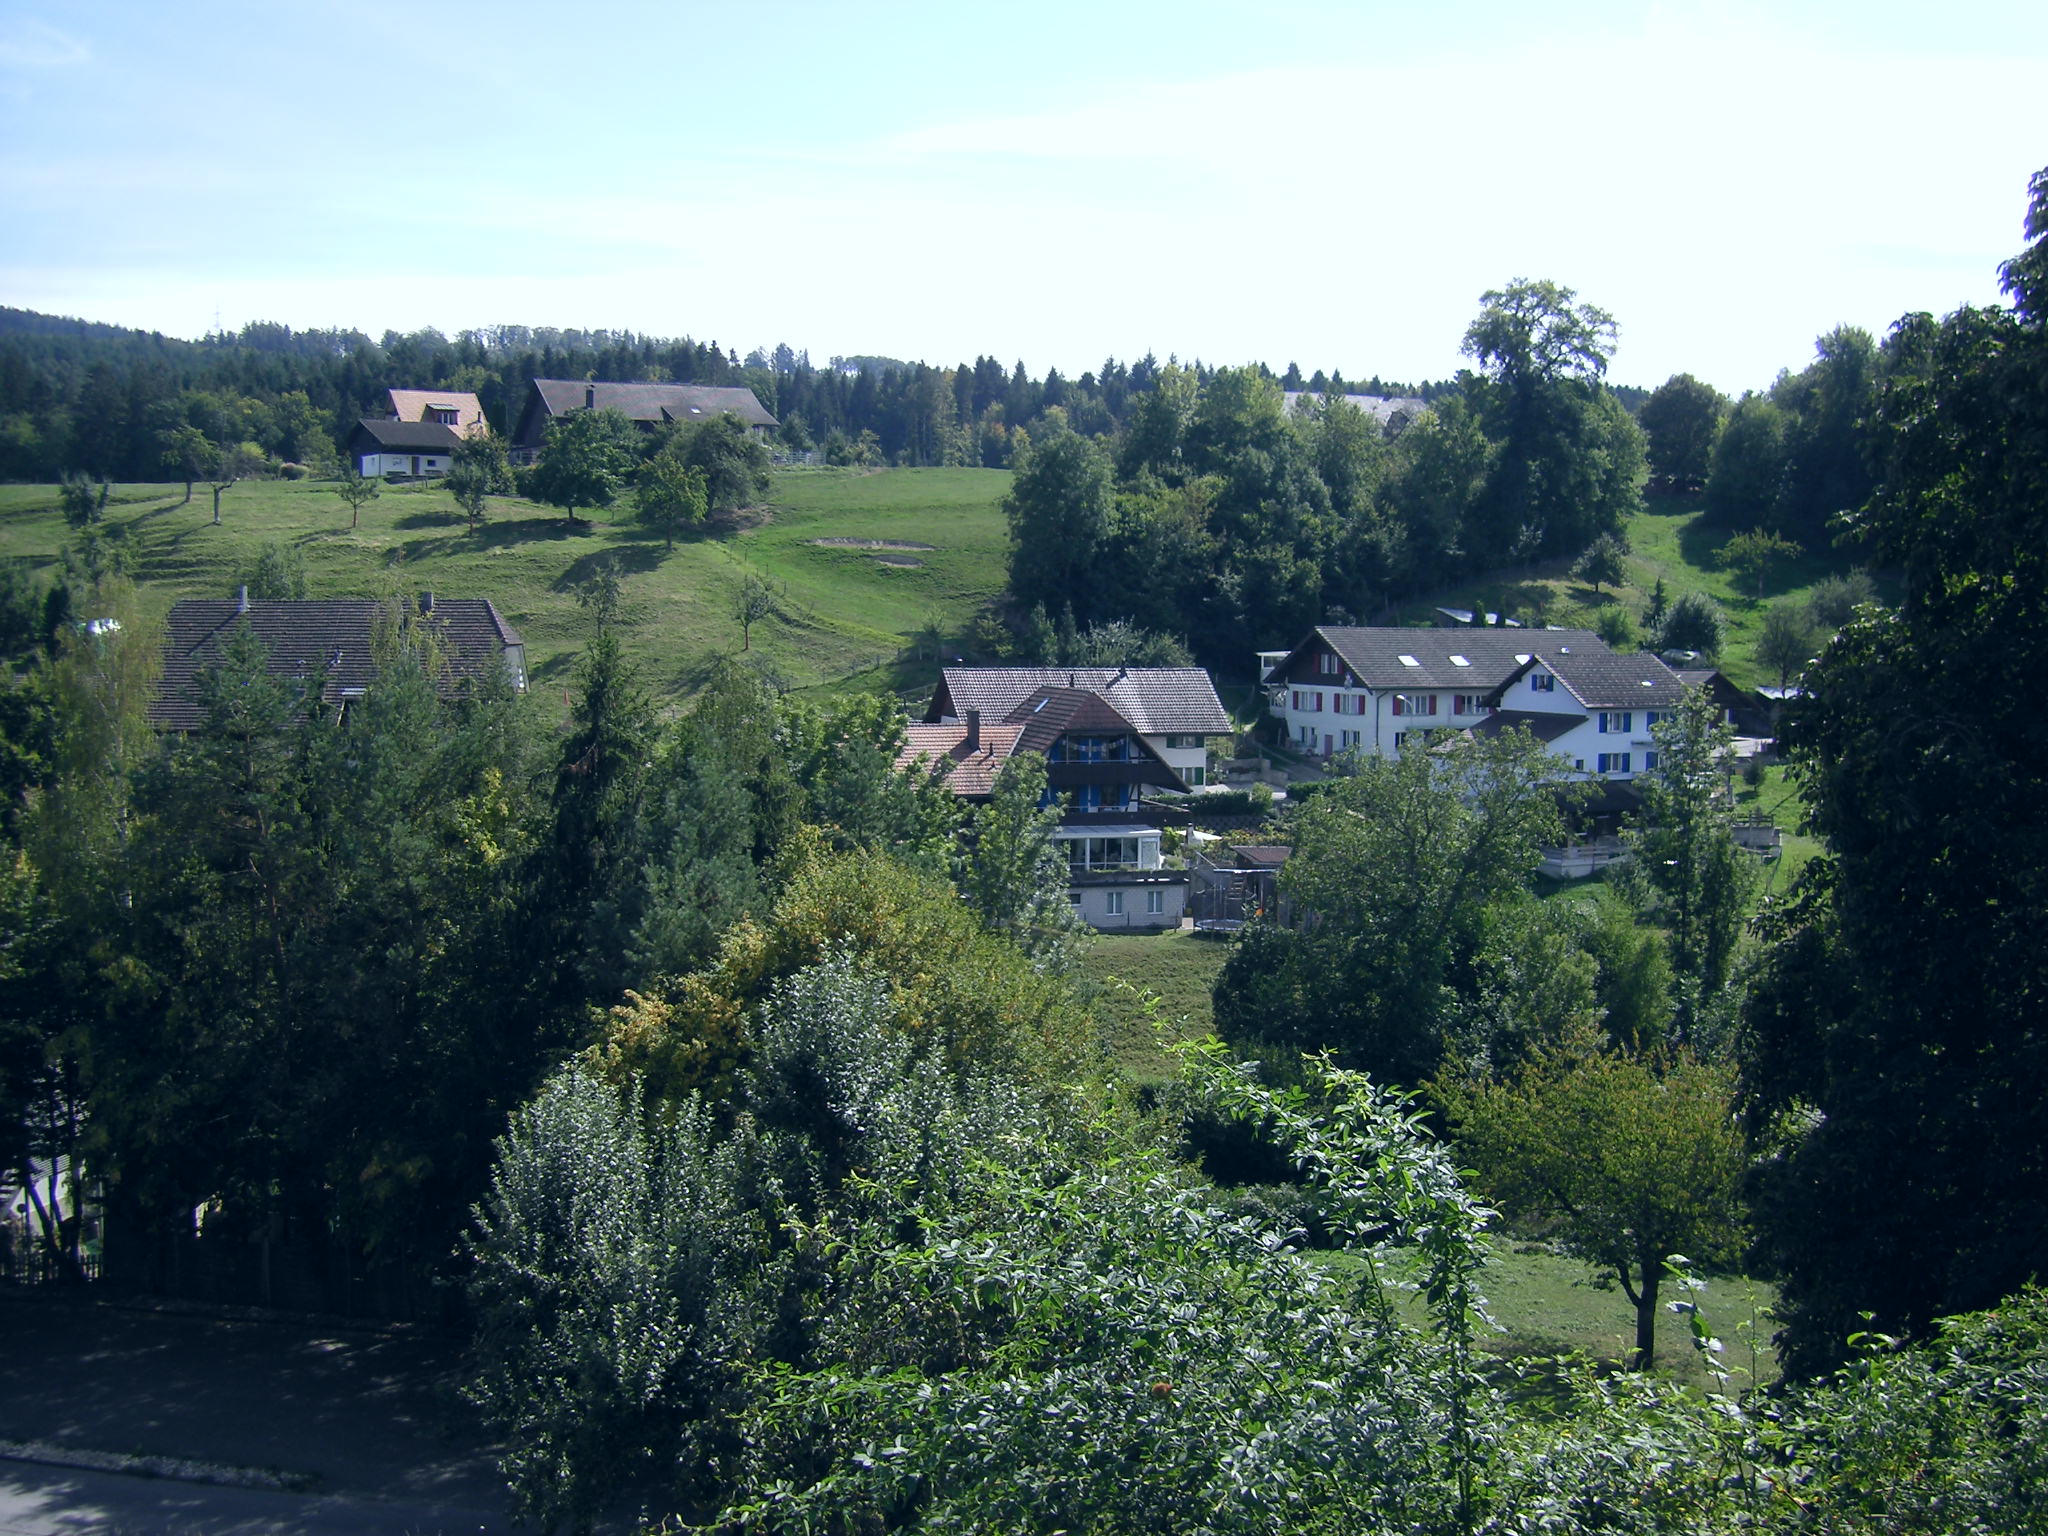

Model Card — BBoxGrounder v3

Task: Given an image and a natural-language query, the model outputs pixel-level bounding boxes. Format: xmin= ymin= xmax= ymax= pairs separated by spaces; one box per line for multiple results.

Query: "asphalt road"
xmin=0 ymin=1292 xmax=515 ymax=1535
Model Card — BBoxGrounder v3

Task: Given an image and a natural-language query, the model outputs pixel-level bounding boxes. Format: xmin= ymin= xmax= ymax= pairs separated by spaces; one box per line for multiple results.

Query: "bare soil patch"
xmin=809 ymin=538 xmax=935 ymax=550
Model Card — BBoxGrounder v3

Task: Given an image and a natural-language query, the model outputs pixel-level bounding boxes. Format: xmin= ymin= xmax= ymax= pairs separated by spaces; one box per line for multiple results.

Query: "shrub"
xmin=1806 ymin=567 xmax=1878 ymax=629
xmin=1652 ymin=589 xmax=1726 ymax=658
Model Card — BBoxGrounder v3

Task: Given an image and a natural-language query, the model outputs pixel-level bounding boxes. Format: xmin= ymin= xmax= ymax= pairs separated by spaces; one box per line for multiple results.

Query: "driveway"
xmin=0 ymin=1292 xmax=513 ymax=1535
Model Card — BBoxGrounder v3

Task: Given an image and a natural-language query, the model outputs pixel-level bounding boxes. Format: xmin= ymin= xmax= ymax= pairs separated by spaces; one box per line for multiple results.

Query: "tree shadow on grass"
xmin=551 ymin=543 xmax=665 ymax=592
xmin=393 ymin=509 xmax=468 ymax=530
xmin=394 ymin=511 xmax=599 ymax=562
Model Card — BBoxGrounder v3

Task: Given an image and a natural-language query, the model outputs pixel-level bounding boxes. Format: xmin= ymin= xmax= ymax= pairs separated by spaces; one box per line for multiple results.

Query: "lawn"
xmin=1078 ymin=929 xmax=1230 ymax=1085
xmin=0 ymin=467 xmax=1014 ymax=709
xmin=1318 ymin=1243 xmax=1780 ymax=1392
xmin=1390 ymin=492 xmax=1883 ymax=691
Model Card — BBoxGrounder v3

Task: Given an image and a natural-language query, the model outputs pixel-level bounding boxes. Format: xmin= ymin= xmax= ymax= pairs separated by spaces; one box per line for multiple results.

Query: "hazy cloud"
xmin=0 ymin=18 xmax=89 ymax=70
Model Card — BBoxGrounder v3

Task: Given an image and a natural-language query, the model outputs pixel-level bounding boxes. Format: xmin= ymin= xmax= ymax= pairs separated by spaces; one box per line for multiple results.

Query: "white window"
xmin=1145 ymin=888 xmax=1164 ymax=915
xmin=1597 ymin=752 xmax=1633 ymax=774
xmin=1105 ymin=890 xmax=1124 ymax=916
xmin=1318 ymin=651 xmax=1341 ymax=675
xmin=1530 ymin=673 xmax=1556 ymax=693
xmin=1598 ymin=711 xmax=1633 ymax=734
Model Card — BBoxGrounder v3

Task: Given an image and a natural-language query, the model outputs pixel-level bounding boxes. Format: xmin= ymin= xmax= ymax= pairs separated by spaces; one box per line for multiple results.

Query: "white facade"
xmin=1068 ymin=876 xmax=1186 ymax=930
xmin=1493 ymin=664 xmax=1673 ymax=779
xmin=1272 ymin=678 xmax=1501 ymax=760
xmin=357 ymin=449 xmax=451 ymax=478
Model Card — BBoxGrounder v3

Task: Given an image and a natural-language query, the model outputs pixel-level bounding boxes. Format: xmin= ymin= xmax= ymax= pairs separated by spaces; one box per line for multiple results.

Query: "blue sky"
xmin=1 ymin=0 xmax=2041 ymax=393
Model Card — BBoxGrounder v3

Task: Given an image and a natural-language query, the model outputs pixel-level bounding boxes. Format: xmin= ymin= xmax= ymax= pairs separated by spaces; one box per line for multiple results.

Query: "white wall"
xmin=1071 ymin=879 xmax=1185 ymax=930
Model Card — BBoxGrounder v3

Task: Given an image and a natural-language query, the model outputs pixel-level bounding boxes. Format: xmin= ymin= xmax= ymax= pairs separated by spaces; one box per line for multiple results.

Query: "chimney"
xmin=966 ymin=708 xmax=981 ymax=753
xmin=236 ymin=584 xmax=249 ymax=613
xmin=420 ymin=590 xmax=435 ymax=615
xmin=584 ymin=384 xmax=595 ymax=409
xmin=1112 ymin=665 xmax=1128 ymax=685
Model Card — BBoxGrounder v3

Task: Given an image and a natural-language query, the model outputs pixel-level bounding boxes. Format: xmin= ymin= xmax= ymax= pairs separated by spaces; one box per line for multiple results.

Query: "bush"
xmin=276 ymin=461 xmax=308 ymax=480
xmin=1652 ymin=589 xmax=1726 ymax=658
xmin=1806 ymin=567 xmax=1878 ymax=630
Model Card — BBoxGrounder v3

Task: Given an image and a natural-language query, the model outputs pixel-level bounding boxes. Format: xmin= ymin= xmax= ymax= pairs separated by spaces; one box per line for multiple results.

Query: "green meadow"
xmin=0 ymin=466 xmax=1015 ymax=708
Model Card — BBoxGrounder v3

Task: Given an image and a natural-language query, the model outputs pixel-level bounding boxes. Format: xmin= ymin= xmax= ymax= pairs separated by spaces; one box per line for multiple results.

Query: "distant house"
xmin=910 ymin=666 xmax=1233 ymax=930
xmin=510 ymin=379 xmax=779 ymax=461
xmin=1262 ymin=625 xmax=1688 ymax=780
xmin=150 ymin=593 xmax=527 ymax=731
xmin=1281 ymin=391 xmax=1429 ymax=434
xmin=386 ymin=388 xmax=487 ymax=436
xmin=346 ymin=418 xmax=463 ymax=478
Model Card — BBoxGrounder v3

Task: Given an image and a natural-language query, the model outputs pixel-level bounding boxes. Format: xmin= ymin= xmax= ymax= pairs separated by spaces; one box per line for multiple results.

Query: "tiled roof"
xmin=1298 ymin=626 xmax=1593 ymax=690
xmin=1280 ymin=391 xmax=1428 ymax=427
xmin=349 ymin=418 xmax=463 ymax=452
xmin=1534 ymin=646 xmax=1688 ymax=710
xmin=930 ymin=667 xmax=1231 ymax=736
xmin=151 ymin=597 xmax=525 ymax=731
xmin=896 ymin=722 xmax=1027 ymax=798
xmin=1471 ymin=710 xmax=1580 ymax=744
xmin=386 ymin=389 xmax=485 ymax=433
xmin=529 ymin=380 xmax=778 ymax=430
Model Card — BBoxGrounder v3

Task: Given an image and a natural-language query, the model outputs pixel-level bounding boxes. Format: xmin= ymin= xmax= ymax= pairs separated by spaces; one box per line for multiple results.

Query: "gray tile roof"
xmin=349 ymin=418 xmax=464 ymax=452
xmin=1281 ymin=391 xmax=1428 ymax=428
xmin=1534 ymin=646 xmax=1689 ymax=710
xmin=929 ymin=667 xmax=1231 ymax=736
xmin=1471 ymin=710 xmax=1580 ymax=744
xmin=1299 ymin=626 xmax=1596 ymax=690
xmin=152 ymin=597 xmax=524 ymax=731
xmin=530 ymin=380 xmax=778 ymax=431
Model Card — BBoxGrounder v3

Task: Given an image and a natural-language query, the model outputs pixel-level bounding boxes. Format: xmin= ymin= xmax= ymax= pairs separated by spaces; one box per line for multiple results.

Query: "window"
xmin=1165 ymin=734 xmax=1205 ymax=748
xmin=1318 ymin=651 xmax=1341 ymax=675
xmin=1310 ymin=691 xmax=1324 ymax=712
xmin=1530 ymin=673 xmax=1556 ymax=693
xmin=1340 ymin=729 xmax=1361 ymax=749
xmin=1644 ymin=751 xmax=1660 ymax=771
xmin=1185 ymin=766 xmax=1206 ymax=786
xmin=1643 ymin=711 xmax=1662 ymax=728
xmin=1597 ymin=752 xmax=1633 ymax=774
xmin=1393 ymin=694 xmax=1438 ymax=717
xmin=1393 ymin=731 xmax=1410 ymax=751
xmin=1105 ymin=890 xmax=1124 ymax=916
xmin=1145 ymin=888 xmax=1164 ymax=916
xmin=1453 ymin=694 xmax=1491 ymax=716
xmin=1291 ymin=690 xmax=1303 ymax=711
xmin=1598 ymin=711 xmax=1633 ymax=734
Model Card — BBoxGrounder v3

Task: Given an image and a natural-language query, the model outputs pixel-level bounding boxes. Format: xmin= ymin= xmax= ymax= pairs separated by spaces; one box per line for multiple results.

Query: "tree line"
xmin=0 ymin=306 xmax=1452 ymax=486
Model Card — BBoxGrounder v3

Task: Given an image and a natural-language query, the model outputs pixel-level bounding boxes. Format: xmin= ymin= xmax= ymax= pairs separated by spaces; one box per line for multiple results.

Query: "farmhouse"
xmin=150 ymin=593 xmax=527 ymax=731
xmin=510 ymin=379 xmax=779 ymax=461
xmin=1263 ymin=626 xmax=1688 ymax=780
xmin=911 ymin=666 xmax=1233 ymax=930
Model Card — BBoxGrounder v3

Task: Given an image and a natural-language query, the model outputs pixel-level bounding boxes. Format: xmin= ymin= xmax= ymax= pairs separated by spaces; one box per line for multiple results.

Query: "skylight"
xmin=1398 ymin=654 xmax=1420 ymax=667
xmin=1450 ymin=654 xmax=1470 ymax=667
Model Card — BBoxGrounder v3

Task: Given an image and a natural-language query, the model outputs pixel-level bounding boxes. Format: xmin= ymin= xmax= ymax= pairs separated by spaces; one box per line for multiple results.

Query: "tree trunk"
xmin=1632 ymin=1260 xmax=1660 ymax=1370
xmin=212 ymin=485 xmax=225 ymax=524
xmin=1616 ymin=1254 xmax=1661 ymax=1371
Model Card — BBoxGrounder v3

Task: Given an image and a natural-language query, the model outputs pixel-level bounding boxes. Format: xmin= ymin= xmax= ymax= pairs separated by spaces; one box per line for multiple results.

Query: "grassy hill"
xmin=0 ymin=467 xmax=1014 ymax=708
xmin=1394 ymin=494 xmax=1882 ymax=690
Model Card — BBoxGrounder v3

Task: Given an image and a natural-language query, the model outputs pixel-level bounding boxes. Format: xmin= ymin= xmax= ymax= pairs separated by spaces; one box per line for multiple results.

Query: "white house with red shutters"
xmin=1262 ymin=626 xmax=1690 ymax=780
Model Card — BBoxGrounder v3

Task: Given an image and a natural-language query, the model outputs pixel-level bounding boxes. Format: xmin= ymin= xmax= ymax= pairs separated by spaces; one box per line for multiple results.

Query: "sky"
xmin=1 ymin=0 xmax=2041 ymax=395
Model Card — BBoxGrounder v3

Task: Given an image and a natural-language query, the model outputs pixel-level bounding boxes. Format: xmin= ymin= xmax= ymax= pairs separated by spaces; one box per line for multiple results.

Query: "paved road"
xmin=0 ymin=1461 xmax=507 ymax=1535
xmin=0 ymin=1293 xmax=516 ymax=1535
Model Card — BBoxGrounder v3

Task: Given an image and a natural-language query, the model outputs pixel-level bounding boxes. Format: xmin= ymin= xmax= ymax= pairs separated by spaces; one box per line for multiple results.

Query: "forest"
xmin=0 ymin=168 xmax=2042 ymax=1532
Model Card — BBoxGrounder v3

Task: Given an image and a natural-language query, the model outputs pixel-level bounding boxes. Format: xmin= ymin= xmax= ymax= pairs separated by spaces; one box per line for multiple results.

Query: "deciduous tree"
xmin=332 ymin=463 xmax=379 ymax=529
xmin=529 ymin=407 xmax=638 ymax=526
xmin=1436 ymin=1030 xmax=1746 ymax=1370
